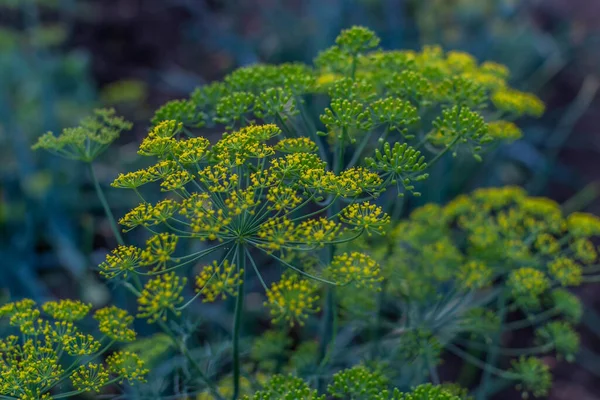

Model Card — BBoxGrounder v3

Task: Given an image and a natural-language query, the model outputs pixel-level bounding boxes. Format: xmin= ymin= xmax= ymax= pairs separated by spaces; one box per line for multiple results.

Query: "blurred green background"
xmin=1 ymin=0 xmax=599 ymax=398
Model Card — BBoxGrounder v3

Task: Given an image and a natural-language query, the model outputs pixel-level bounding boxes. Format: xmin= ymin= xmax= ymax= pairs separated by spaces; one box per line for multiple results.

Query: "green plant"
xmin=20 ymin=26 xmax=600 ymax=400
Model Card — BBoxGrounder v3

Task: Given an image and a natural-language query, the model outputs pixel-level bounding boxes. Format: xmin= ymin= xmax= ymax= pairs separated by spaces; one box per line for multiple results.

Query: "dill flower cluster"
xmin=356 ymin=186 xmax=600 ymax=398
xmin=149 ymin=26 xmax=542 ymax=202
xmin=0 ymin=299 xmax=146 ymax=399
xmin=109 ymin=122 xmax=392 ymax=325
xmin=32 ymin=108 xmax=132 ymax=162
xmin=238 ymin=366 xmax=462 ymax=400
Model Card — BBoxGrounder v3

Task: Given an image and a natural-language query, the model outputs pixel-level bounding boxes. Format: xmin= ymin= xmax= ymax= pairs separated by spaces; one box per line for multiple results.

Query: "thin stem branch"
xmin=89 ymin=163 xmax=124 ymax=246
xmin=232 ymin=245 xmax=246 ymax=400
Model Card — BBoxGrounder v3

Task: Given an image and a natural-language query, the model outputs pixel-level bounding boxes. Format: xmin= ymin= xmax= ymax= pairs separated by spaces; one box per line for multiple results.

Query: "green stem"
xmin=477 ymin=292 xmax=508 ymax=400
xmin=232 ymin=245 xmax=246 ymax=400
xmin=317 ymin=138 xmax=344 ymax=382
xmin=89 ymin=163 xmax=124 ymax=246
xmin=502 ymin=308 xmax=558 ymax=331
xmin=426 ymin=136 xmax=460 ymax=169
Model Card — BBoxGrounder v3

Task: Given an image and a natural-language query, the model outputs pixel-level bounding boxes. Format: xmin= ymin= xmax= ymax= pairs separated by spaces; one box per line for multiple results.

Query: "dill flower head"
xmin=32 ymin=108 xmax=132 ymax=162
xmin=195 ymin=259 xmax=244 ymax=302
xmin=507 ymin=267 xmax=550 ymax=309
xmin=455 ymin=260 xmax=493 ymax=290
xmin=137 ymin=272 xmax=187 ymax=323
xmin=340 ymin=201 xmax=391 ymax=235
xmin=94 ymin=306 xmax=137 ymax=342
xmin=62 ymin=332 xmax=102 ymax=356
xmin=265 ymin=274 xmax=320 ymax=326
xmin=510 ymin=357 xmax=552 ymax=398
xmin=140 ymin=233 xmax=179 ymax=269
xmin=394 ymin=384 xmax=463 ymax=400
xmin=327 ymin=365 xmax=388 ymax=399
xmin=106 ymin=351 xmax=149 ymax=383
xmin=550 ymin=289 xmax=583 ymax=324
xmin=535 ymin=321 xmax=580 ymax=362
xmin=0 ymin=340 xmax=63 ymax=398
xmin=491 ymin=88 xmax=545 ymax=118
xmin=0 ymin=299 xmax=131 ymax=399
xmin=42 ymin=299 xmax=92 ymax=322
xmin=326 ymin=251 xmax=382 ymax=289
xmin=547 ymin=257 xmax=582 ymax=287
xmin=99 ymin=245 xmax=143 ymax=279
xmin=274 ymin=137 xmax=318 ymax=154
xmin=243 ymin=374 xmax=325 ymax=400
xmin=567 ymin=212 xmax=600 ymax=237
xmin=487 ymin=120 xmax=523 ymax=141
xmin=70 ymin=363 xmax=110 ymax=392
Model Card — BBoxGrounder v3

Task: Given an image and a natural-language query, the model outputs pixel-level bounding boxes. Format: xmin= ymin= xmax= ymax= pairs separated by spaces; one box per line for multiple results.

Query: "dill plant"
xmin=23 ymin=25 xmax=600 ymax=400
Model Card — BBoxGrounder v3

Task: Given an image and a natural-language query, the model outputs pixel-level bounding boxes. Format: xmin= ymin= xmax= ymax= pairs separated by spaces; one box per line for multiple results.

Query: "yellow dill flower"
xmin=480 ymin=61 xmax=510 ymax=79
xmin=119 ymin=203 xmax=158 ymax=231
xmin=326 ymin=252 xmax=382 ymax=289
xmin=534 ymin=234 xmax=560 ymax=255
xmin=270 ymin=153 xmax=327 ymax=181
xmin=212 ymin=124 xmax=279 ymax=165
xmin=315 ymin=72 xmax=341 ymax=89
xmin=409 ymin=203 xmax=444 ymax=224
xmin=160 ymin=169 xmax=193 ymax=191
xmin=42 ymin=299 xmax=92 ymax=321
xmin=340 ymin=201 xmax=390 ymax=235
xmin=0 ymin=298 xmax=37 ymax=318
xmin=70 ymin=363 xmax=110 ymax=392
xmin=137 ymin=272 xmax=187 ymax=323
xmin=491 ymin=88 xmax=545 ymax=117
xmin=141 ymin=233 xmax=179 ymax=268
xmin=138 ymin=135 xmax=176 ymax=158
xmin=195 ymin=260 xmax=244 ymax=302
xmin=442 ymin=194 xmax=475 ymax=220
xmin=94 ymin=306 xmax=136 ymax=342
xmin=570 ymin=238 xmax=597 ymax=264
xmin=487 ymin=120 xmax=522 ymax=141
xmin=266 ymin=186 xmax=303 ymax=211
xmin=111 ymin=169 xmax=159 ymax=189
xmin=99 ymin=245 xmax=143 ymax=279
xmin=445 ymin=51 xmax=477 ymax=72
xmin=265 ymin=274 xmax=320 ymax=326
xmin=0 ymin=340 xmax=63 ymax=398
xmin=62 ymin=332 xmax=102 ymax=356
xmin=274 ymin=137 xmax=318 ymax=154
xmin=106 ymin=351 xmax=149 ymax=383
xmin=257 ymin=217 xmax=297 ymax=252
xmin=148 ymin=119 xmax=182 ymax=139
xmin=456 ymin=261 xmax=493 ymax=289
xmin=147 ymin=160 xmax=180 ymax=180
xmin=250 ymin=169 xmax=280 ymax=188
xmin=521 ymin=197 xmax=563 ymax=223
xmin=294 ymin=218 xmax=341 ymax=246
xmin=173 ymin=137 xmax=211 ymax=164
xmin=567 ymin=212 xmax=600 ymax=237
xmin=225 ymin=188 xmax=259 ymax=216
xmin=43 ymin=320 xmax=77 ymax=343
xmin=332 ymin=167 xmax=383 ymax=197
xmin=471 ymin=186 xmax=526 ymax=210
xmin=508 ymin=267 xmax=550 ymax=308
xmin=9 ymin=307 xmax=42 ymax=335
xmin=32 ymin=108 xmax=132 ymax=162
xmin=548 ymin=257 xmax=582 ymax=287
xmin=198 ymin=164 xmax=239 ymax=192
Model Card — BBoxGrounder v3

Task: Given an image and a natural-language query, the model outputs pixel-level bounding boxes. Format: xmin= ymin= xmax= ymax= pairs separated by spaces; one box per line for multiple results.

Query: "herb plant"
xmin=12 ymin=26 xmax=599 ymax=399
